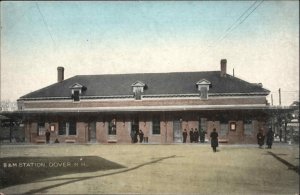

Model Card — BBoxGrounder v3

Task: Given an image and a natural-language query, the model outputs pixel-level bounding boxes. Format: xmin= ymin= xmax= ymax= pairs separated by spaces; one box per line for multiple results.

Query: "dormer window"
xmin=196 ymin=79 xmax=211 ymax=100
xmin=69 ymin=83 xmax=86 ymax=102
xmin=131 ymin=81 xmax=146 ymax=100
xmin=73 ymin=90 xmax=80 ymax=102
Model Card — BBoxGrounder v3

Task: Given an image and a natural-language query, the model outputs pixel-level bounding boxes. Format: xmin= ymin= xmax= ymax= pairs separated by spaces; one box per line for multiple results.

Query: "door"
xmin=88 ymin=122 xmax=96 ymax=142
xmin=173 ymin=120 xmax=182 ymax=143
xmin=131 ymin=117 xmax=139 ymax=143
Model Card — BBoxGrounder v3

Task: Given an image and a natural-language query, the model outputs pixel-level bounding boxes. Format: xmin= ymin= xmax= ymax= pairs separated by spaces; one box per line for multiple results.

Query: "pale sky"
xmin=1 ymin=1 xmax=299 ymax=105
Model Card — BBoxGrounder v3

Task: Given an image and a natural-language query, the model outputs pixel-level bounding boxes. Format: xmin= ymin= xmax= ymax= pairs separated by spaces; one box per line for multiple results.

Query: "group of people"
xmin=209 ymin=127 xmax=275 ymax=152
xmin=131 ymin=129 xmax=144 ymax=143
xmin=45 ymin=125 xmax=274 ymax=150
xmin=182 ymin=128 xmax=206 ymax=143
xmin=182 ymin=127 xmax=217 ymax=152
xmin=257 ymin=128 xmax=274 ymax=149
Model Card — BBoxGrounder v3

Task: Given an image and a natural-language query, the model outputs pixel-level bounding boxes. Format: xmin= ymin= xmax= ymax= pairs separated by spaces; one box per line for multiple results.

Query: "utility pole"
xmin=271 ymin=94 xmax=273 ymax=106
xmin=279 ymin=88 xmax=281 ymax=106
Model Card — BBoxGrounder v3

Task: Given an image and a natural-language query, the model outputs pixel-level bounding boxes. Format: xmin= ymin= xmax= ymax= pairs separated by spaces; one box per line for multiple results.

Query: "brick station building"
xmin=17 ymin=59 xmax=271 ymax=144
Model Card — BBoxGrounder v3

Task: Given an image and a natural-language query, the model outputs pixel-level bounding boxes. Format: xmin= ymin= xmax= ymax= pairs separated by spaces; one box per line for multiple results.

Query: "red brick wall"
xmin=24 ymin=111 xmax=268 ymax=144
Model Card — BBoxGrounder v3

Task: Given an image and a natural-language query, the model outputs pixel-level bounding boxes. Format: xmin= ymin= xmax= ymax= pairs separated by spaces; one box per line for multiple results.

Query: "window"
xmin=37 ymin=122 xmax=46 ymax=136
xmin=244 ymin=120 xmax=253 ymax=135
xmin=219 ymin=115 xmax=228 ymax=136
xmin=196 ymin=79 xmax=211 ymax=99
xmin=73 ymin=90 xmax=80 ymax=102
xmin=69 ymin=83 xmax=86 ymax=102
xmin=220 ymin=122 xmax=228 ymax=136
xmin=59 ymin=122 xmax=66 ymax=135
xmin=152 ymin=117 xmax=160 ymax=134
xmin=134 ymin=88 xmax=142 ymax=100
xmin=200 ymin=87 xmax=208 ymax=99
xmin=69 ymin=122 xmax=77 ymax=135
xmin=108 ymin=118 xmax=116 ymax=135
xmin=59 ymin=121 xmax=77 ymax=135
xmin=131 ymin=81 xmax=145 ymax=100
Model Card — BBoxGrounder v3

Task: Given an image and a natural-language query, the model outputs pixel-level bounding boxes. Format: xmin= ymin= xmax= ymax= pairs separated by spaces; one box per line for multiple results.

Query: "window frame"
xmin=73 ymin=90 xmax=80 ymax=102
xmin=152 ymin=116 xmax=161 ymax=135
xmin=200 ymin=86 xmax=208 ymax=99
xmin=58 ymin=121 xmax=77 ymax=136
xmin=37 ymin=122 xmax=46 ymax=136
xmin=220 ymin=122 xmax=228 ymax=136
xmin=244 ymin=120 xmax=253 ymax=136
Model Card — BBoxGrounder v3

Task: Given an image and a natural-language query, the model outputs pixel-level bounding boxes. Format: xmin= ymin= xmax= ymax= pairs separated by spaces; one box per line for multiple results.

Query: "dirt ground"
xmin=0 ymin=143 xmax=299 ymax=195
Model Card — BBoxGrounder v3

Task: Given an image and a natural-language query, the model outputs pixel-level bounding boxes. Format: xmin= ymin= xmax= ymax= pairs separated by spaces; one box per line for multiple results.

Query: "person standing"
xmin=189 ymin=128 xmax=194 ymax=143
xmin=194 ymin=128 xmax=199 ymax=143
xmin=134 ymin=130 xmax=138 ymax=143
xmin=266 ymin=128 xmax=274 ymax=149
xmin=210 ymin=128 xmax=218 ymax=152
xmin=45 ymin=129 xmax=50 ymax=144
xmin=257 ymin=129 xmax=265 ymax=148
xmin=139 ymin=129 xmax=144 ymax=143
xmin=199 ymin=128 xmax=206 ymax=143
xmin=182 ymin=129 xmax=187 ymax=143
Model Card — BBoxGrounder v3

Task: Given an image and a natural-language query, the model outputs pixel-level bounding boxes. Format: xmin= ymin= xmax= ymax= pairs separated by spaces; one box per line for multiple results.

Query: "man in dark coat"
xmin=257 ymin=129 xmax=265 ymax=148
xmin=210 ymin=128 xmax=218 ymax=152
xmin=134 ymin=130 xmax=138 ymax=143
xmin=199 ymin=128 xmax=206 ymax=143
xmin=139 ymin=129 xmax=144 ymax=143
xmin=182 ymin=129 xmax=187 ymax=143
xmin=189 ymin=128 xmax=194 ymax=143
xmin=45 ymin=129 xmax=50 ymax=144
xmin=266 ymin=128 xmax=274 ymax=149
xmin=194 ymin=128 xmax=199 ymax=143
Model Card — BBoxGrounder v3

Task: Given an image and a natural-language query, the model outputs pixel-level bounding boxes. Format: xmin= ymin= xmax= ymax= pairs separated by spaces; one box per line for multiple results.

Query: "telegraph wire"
xmin=199 ymin=0 xmax=264 ymax=57
xmin=219 ymin=0 xmax=264 ymax=42
xmin=35 ymin=2 xmax=56 ymax=47
xmin=221 ymin=1 xmax=258 ymax=41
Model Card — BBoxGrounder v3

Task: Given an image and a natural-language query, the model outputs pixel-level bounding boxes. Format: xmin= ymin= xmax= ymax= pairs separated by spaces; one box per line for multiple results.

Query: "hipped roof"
xmin=19 ymin=71 xmax=269 ymax=99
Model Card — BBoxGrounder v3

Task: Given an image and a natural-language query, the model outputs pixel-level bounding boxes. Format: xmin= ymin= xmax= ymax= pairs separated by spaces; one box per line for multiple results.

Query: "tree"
xmin=0 ymin=100 xmax=18 ymax=111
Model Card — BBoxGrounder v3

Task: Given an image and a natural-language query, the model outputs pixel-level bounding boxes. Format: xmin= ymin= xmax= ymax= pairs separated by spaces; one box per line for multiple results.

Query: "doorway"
xmin=173 ymin=120 xmax=182 ymax=143
xmin=88 ymin=122 xmax=96 ymax=142
xmin=131 ymin=117 xmax=139 ymax=143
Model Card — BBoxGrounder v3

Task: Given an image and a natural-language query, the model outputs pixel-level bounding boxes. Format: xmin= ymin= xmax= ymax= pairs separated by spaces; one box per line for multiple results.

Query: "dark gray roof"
xmin=19 ymin=71 xmax=270 ymax=99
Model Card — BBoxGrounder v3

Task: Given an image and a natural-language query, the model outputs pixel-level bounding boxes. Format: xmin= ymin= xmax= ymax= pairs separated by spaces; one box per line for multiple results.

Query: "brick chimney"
xmin=57 ymin=67 xmax=64 ymax=82
xmin=220 ymin=59 xmax=227 ymax=77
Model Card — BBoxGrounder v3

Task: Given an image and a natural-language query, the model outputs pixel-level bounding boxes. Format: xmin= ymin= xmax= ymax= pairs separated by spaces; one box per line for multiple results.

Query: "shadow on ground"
xmin=266 ymin=151 xmax=299 ymax=175
xmin=0 ymin=156 xmax=125 ymax=189
xmin=19 ymin=155 xmax=176 ymax=194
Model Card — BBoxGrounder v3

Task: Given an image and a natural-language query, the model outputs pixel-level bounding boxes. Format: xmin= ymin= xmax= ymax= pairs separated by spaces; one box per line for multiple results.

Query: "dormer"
xmin=196 ymin=79 xmax=211 ymax=99
xmin=69 ymin=83 xmax=86 ymax=102
xmin=131 ymin=81 xmax=146 ymax=100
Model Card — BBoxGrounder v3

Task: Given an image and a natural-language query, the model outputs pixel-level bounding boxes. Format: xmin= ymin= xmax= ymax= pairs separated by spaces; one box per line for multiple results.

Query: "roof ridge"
xmin=74 ymin=70 xmax=220 ymax=77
